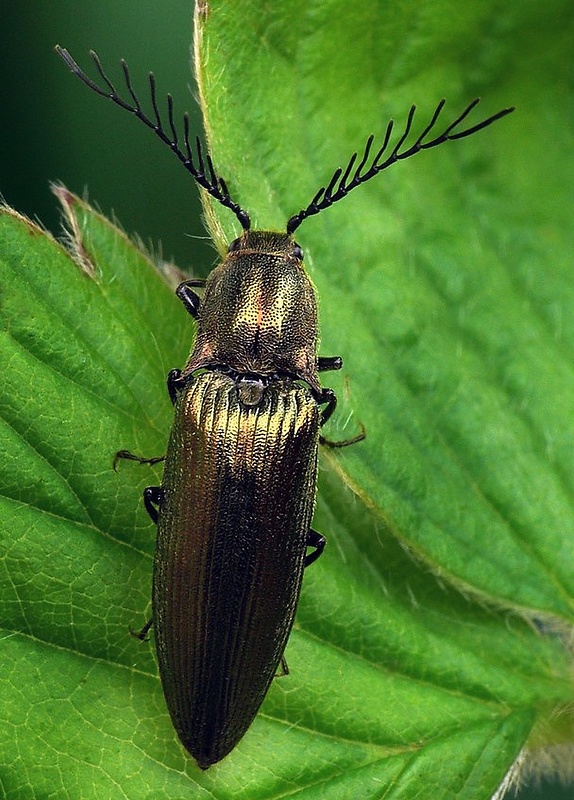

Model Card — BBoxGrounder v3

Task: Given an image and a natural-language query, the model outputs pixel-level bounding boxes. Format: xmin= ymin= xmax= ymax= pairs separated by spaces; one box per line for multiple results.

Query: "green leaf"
xmin=1 ymin=2 xmax=574 ymax=799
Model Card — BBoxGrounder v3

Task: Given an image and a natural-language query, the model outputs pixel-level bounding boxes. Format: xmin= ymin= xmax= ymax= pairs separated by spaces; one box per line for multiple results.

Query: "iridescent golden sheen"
xmin=182 ymin=231 xmax=320 ymax=393
xmin=153 ymin=371 xmax=320 ymax=769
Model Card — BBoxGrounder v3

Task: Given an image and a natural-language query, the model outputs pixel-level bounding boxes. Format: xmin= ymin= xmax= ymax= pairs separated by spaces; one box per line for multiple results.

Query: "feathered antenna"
xmin=55 ymin=46 xmax=251 ymax=231
xmin=286 ymin=98 xmax=514 ymax=234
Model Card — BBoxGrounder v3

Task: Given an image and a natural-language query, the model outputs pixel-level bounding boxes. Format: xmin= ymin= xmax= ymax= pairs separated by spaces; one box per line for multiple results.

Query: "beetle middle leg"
xmin=317 ymin=387 xmax=366 ymax=447
xmin=114 ymin=369 xmax=184 ymax=469
xmin=113 ymin=456 xmax=165 ymax=522
xmin=114 ymin=370 xmax=183 ymax=467
xmin=321 ymin=422 xmax=366 ymax=448
xmin=113 ymin=450 xmax=165 ymax=471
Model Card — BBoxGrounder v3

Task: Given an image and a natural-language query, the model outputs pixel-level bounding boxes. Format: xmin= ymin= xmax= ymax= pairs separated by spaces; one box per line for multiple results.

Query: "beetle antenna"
xmin=286 ymin=98 xmax=514 ymax=234
xmin=55 ymin=46 xmax=251 ymax=231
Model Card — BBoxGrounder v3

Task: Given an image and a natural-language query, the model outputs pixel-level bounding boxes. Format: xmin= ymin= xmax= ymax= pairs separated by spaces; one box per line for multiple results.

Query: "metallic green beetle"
xmin=57 ymin=47 xmax=513 ymax=769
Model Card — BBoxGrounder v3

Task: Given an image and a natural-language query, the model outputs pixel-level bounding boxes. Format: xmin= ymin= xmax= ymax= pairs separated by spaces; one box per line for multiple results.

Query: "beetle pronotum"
xmin=56 ymin=45 xmax=513 ymax=769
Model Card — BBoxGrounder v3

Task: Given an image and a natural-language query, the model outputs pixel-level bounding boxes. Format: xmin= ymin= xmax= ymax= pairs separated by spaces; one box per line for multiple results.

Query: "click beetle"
xmin=56 ymin=46 xmax=513 ymax=769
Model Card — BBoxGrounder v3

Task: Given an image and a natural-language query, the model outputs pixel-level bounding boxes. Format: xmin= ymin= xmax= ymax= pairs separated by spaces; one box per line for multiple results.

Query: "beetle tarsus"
xmin=320 ymin=422 xmax=366 ymax=448
xmin=113 ymin=449 xmax=165 ymax=471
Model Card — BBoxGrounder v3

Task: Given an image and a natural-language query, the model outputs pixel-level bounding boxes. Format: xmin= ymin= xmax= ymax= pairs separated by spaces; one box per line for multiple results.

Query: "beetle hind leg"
xmin=130 ymin=618 xmax=154 ymax=641
xmin=276 ymin=655 xmax=290 ymax=677
xmin=305 ymin=528 xmax=326 ymax=567
xmin=143 ymin=486 xmax=164 ymax=524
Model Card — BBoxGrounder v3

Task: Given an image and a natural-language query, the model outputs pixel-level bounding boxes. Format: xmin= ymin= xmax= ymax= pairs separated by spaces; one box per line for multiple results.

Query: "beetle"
xmin=56 ymin=46 xmax=513 ymax=769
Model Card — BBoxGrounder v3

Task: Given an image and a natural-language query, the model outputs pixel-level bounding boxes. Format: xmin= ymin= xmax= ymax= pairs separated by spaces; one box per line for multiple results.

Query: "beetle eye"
xmin=292 ymin=243 xmax=304 ymax=260
xmin=228 ymin=238 xmax=241 ymax=252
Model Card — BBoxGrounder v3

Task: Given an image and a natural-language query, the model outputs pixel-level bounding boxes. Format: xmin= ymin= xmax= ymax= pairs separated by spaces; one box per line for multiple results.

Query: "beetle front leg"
xmin=144 ymin=486 xmax=164 ymax=524
xmin=176 ymin=279 xmax=205 ymax=319
xmin=305 ymin=528 xmax=326 ymax=567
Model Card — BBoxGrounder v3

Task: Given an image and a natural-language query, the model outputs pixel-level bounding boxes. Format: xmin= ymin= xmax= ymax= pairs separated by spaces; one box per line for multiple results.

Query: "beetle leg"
xmin=113 ymin=450 xmax=165 ymax=471
xmin=320 ymin=423 xmax=366 ymax=448
xmin=144 ymin=486 xmax=164 ymax=524
xmin=130 ymin=618 xmax=154 ymax=641
xmin=167 ymin=368 xmax=185 ymax=405
xmin=276 ymin=655 xmax=290 ymax=676
xmin=318 ymin=387 xmax=337 ymax=426
xmin=305 ymin=528 xmax=326 ymax=567
xmin=318 ymin=387 xmax=366 ymax=447
xmin=318 ymin=355 xmax=342 ymax=372
xmin=176 ymin=280 xmax=205 ymax=318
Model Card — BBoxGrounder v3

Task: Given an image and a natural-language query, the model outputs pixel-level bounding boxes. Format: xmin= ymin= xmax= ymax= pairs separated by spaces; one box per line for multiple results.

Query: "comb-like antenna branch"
xmin=55 ymin=46 xmax=251 ymax=231
xmin=287 ymin=98 xmax=514 ymax=234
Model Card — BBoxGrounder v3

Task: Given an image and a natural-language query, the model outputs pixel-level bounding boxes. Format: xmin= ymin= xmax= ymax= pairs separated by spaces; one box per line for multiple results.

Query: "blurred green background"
xmin=0 ymin=3 xmax=571 ymax=798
